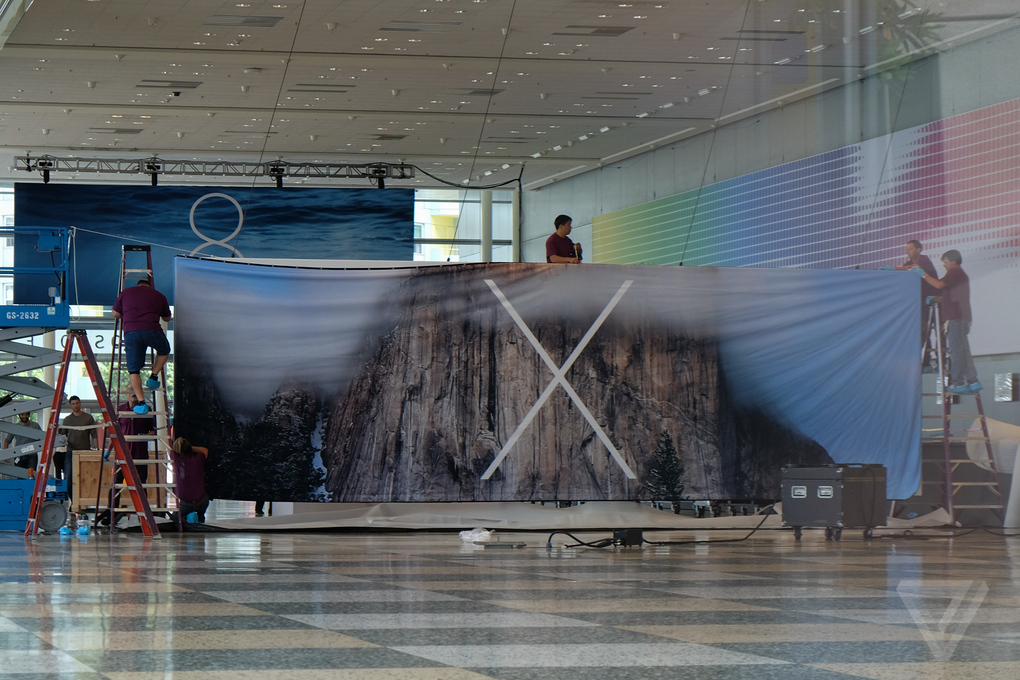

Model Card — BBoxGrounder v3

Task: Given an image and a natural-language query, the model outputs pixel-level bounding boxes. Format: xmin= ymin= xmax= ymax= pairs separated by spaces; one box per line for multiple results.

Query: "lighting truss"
xmin=15 ymin=155 xmax=415 ymax=180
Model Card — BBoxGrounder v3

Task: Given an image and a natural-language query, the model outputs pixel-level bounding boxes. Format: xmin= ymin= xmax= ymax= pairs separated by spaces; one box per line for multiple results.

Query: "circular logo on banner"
xmin=189 ymin=192 xmax=245 ymax=257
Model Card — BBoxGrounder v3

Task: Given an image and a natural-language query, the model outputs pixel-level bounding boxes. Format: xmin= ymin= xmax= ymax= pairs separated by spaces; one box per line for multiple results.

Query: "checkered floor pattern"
xmin=1 ymin=524 xmax=1019 ymax=679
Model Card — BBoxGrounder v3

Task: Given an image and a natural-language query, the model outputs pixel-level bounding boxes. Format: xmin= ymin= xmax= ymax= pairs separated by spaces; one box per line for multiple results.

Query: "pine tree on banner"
xmin=644 ymin=432 xmax=685 ymax=514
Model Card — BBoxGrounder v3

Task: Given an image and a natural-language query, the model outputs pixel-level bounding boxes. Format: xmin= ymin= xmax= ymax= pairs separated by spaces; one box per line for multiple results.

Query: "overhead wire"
xmin=449 ymin=0 xmax=522 ymax=252
xmin=850 ymin=62 xmax=917 ymax=268
xmin=232 ymin=0 xmax=310 ymax=257
xmin=677 ymin=0 xmax=754 ymax=267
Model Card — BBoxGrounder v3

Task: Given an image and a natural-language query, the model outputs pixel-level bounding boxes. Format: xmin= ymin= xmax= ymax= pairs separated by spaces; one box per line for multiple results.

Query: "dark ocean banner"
xmin=13 ymin=183 xmax=414 ymax=305
xmin=174 ymin=257 xmax=921 ymax=503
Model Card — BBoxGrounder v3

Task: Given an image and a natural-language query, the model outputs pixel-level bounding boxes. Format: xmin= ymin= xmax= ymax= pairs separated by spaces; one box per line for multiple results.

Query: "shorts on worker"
xmin=124 ymin=329 xmax=171 ymax=374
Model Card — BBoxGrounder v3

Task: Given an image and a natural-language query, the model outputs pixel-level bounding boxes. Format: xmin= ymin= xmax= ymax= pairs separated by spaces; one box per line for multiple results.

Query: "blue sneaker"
xmin=946 ymin=385 xmax=971 ymax=395
xmin=133 ymin=402 xmax=150 ymax=414
xmin=145 ymin=377 xmax=161 ymax=389
xmin=968 ymin=381 xmax=983 ymax=392
xmin=186 ymin=512 xmax=199 ymax=524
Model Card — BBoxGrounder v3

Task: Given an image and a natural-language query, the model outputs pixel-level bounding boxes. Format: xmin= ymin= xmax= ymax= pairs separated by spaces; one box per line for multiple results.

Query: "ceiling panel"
xmin=0 ymin=0 xmax=1017 ymax=189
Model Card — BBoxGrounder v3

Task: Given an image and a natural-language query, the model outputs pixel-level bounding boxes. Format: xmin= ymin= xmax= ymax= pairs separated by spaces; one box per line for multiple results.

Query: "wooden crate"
xmin=72 ymin=450 xmax=167 ymax=513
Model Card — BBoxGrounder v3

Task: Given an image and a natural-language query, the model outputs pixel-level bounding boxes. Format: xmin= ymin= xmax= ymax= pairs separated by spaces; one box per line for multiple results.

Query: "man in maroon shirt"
xmin=112 ymin=279 xmax=172 ymax=414
xmin=896 ymin=239 xmax=938 ymax=368
xmin=545 ymin=214 xmax=582 ymax=264
xmin=913 ymin=250 xmax=981 ymax=394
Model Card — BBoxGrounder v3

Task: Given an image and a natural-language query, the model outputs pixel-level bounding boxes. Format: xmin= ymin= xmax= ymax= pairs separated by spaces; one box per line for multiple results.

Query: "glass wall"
xmin=413 ymin=189 xmax=515 ymax=263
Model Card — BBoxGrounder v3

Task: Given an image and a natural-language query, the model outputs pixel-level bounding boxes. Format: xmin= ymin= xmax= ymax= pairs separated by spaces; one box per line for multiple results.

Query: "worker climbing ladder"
xmin=921 ymin=299 xmax=1003 ymax=523
xmin=25 ymin=330 xmax=160 ymax=537
xmin=98 ymin=244 xmax=177 ymax=529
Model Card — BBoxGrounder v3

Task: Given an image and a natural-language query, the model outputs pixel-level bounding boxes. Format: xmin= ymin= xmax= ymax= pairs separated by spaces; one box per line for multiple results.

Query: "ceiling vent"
xmin=381 ymin=20 xmax=461 ymax=33
xmin=203 ymin=15 xmax=283 ymax=28
xmin=287 ymin=84 xmax=355 ymax=93
xmin=448 ymin=88 xmax=505 ymax=97
xmin=137 ymin=79 xmax=202 ymax=89
xmin=353 ymin=134 xmax=407 ymax=141
xmin=553 ymin=26 xmax=633 ymax=37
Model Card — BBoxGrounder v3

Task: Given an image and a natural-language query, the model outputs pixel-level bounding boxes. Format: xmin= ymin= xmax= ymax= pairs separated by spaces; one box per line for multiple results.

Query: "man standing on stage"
xmin=913 ymin=250 xmax=981 ymax=394
xmin=896 ymin=239 xmax=938 ymax=368
xmin=546 ymin=214 xmax=582 ymax=264
xmin=112 ymin=279 xmax=172 ymax=415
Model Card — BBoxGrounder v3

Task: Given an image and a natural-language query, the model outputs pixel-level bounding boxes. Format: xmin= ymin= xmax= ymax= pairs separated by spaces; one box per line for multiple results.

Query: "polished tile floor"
xmin=2 ymin=518 xmax=1019 ymax=679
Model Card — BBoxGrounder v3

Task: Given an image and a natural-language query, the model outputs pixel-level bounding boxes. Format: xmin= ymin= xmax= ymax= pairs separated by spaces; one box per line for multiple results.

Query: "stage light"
xmin=145 ymin=161 xmax=161 ymax=186
xmin=268 ymin=164 xmax=285 ymax=188
xmin=37 ymin=157 xmax=54 ymax=184
xmin=367 ymin=164 xmax=387 ymax=189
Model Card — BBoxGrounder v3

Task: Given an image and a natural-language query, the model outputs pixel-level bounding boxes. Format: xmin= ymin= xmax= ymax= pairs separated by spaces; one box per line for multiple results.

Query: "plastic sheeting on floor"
xmin=206 ymin=501 xmax=953 ymax=532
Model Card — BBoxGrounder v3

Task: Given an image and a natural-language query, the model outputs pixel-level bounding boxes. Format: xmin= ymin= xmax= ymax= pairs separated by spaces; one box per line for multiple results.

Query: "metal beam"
xmin=15 ymin=155 xmax=415 ymax=180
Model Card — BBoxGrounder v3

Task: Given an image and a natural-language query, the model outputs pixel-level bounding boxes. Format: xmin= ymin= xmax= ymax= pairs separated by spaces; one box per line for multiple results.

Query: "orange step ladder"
xmin=24 ymin=330 xmax=160 ymax=538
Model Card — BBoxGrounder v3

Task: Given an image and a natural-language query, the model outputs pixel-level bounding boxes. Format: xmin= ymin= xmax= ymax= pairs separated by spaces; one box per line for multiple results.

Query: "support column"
xmin=511 ymin=189 xmax=521 ymax=263
xmin=43 ymin=331 xmax=54 ymax=426
xmin=480 ymin=190 xmax=492 ymax=263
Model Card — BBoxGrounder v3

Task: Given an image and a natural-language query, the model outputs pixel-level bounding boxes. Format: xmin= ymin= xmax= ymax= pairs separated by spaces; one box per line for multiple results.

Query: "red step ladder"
xmin=24 ymin=330 xmax=160 ymax=538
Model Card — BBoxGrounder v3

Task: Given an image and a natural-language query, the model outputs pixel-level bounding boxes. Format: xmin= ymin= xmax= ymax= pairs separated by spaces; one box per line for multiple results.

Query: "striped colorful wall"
xmin=593 ymin=96 xmax=1020 ymax=353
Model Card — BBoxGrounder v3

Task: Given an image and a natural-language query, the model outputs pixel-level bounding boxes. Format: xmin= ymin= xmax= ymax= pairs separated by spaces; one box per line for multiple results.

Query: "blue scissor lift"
xmin=0 ymin=227 xmax=72 ymax=532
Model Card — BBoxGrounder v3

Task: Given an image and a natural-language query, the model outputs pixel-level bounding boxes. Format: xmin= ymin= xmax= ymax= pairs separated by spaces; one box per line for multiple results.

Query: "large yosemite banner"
xmin=175 ymin=257 xmax=921 ymax=502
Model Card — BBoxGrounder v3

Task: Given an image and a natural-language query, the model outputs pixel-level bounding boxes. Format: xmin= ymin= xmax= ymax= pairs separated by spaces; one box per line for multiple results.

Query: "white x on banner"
xmin=481 ymin=278 xmax=637 ymax=481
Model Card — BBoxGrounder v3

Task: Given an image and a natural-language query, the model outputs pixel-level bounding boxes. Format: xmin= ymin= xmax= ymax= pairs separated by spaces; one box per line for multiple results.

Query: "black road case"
xmin=781 ymin=464 xmax=887 ymax=540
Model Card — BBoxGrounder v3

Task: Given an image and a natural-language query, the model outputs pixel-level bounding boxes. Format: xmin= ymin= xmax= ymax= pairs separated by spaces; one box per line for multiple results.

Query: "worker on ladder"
xmin=112 ymin=279 xmax=172 ymax=415
xmin=894 ymin=239 xmax=939 ymax=370
xmin=912 ymin=249 xmax=982 ymax=395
